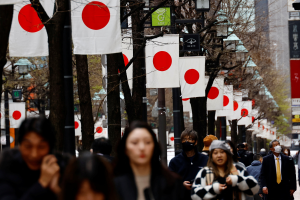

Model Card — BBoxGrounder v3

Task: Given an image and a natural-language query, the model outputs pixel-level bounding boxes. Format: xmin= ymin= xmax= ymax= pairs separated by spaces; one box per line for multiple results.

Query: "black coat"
xmin=260 ymin=153 xmax=296 ymax=200
xmin=0 ymin=149 xmax=57 ymax=200
xmin=114 ymin=170 xmax=185 ymax=200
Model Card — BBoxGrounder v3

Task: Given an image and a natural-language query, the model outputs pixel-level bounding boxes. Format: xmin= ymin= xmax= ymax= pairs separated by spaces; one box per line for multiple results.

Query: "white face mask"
xmin=274 ymin=145 xmax=282 ymax=153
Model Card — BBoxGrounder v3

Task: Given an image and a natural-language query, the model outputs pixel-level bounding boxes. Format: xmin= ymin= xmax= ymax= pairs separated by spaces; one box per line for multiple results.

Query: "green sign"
xmin=151 ymin=7 xmax=171 ymax=27
xmin=12 ymin=89 xmax=22 ymax=100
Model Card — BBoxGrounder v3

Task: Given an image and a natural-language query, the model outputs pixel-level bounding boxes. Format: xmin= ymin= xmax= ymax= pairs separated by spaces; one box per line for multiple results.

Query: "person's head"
xmin=114 ymin=121 xmax=161 ymax=176
xmin=253 ymin=154 xmax=262 ymax=163
xmin=180 ymin=128 xmax=198 ymax=152
xmin=243 ymin=142 xmax=248 ymax=150
xmin=225 ymin=140 xmax=238 ymax=162
xmin=207 ymin=140 xmax=233 ymax=179
xmin=202 ymin=135 xmax=218 ymax=152
xmin=283 ymin=148 xmax=290 ymax=156
xmin=237 ymin=143 xmax=245 ymax=150
xmin=61 ymin=153 xmax=116 ymax=200
xmin=92 ymin=137 xmax=112 ymax=156
xmin=18 ymin=117 xmax=55 ymax=170
xmin=269 ymin=139 xmax=281 ymax=154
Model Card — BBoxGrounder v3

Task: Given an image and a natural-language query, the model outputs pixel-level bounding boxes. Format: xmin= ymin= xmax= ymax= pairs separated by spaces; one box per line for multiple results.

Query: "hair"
xmin=60 ymin=153 xmax=117 ymax=200
xmin=269 ymin=139 xmax=280 ymax=149
xmin=92 ymin=137 xmax=112 ymax=155
xmin=207 ymin=148 xmax=234 ymax=180
xmin=18 ymin=117 xmax=55 ymax=152
xmin=180 ymin=128 xmax=198 ymax=142
xmin=283 ymin=148 xmax=291 ymax=156
xmin=253 ymin=154 xmax=262 ymax=161
xmin=225 ymin=140 xmax=238 ymax=162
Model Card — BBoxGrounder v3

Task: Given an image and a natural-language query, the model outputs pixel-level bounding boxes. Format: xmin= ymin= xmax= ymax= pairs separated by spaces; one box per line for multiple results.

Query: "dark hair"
xmin=283 ymin=148 xmax=291 ymax=156
xmin=253 ymin=154 xmax=262 ymax=161
xmin=237 ymin=143 xmax=245 ymax=149
xmin=180 ymin=128 xmax=198 ymax=142
xmin=18 ymin=117 xmax=55 ymax=152
xmin=60 ymin=153 xmax=117 ymax=200
xmin=225 ymin=140 xmax=239 ymax=162
xmin=92 ymin=137 xmax=112 ymax=155
xmin=114 ymin=120 xmax=162 ymax=176
xmin=269 ymin=139 xmax=280 ymax=149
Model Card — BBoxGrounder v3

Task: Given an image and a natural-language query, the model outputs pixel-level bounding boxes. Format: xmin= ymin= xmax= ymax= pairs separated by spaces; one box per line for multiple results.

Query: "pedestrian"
xmin=260 ymin=139 xmax=296 ymax=200
xmin=243 ymin=142 xmax=254 ymax=164
xmin=92 ymin=137 xmax=113 ymax=162
xmin=259 ymin=148 xmax=267 ymax=157
xmin=237 ymin=143 xmax=252 ymax=167
xmin=246 ymin=154 xmax=263 ymax=200
xmin=60 ymin=153 xmax=117 ymax=200
xmin=0 ymin=117 xmax=65 ymax=200
xmin=191 ymin=140 xmax=259 ymax=200
xmin=283 ymin=148 xmax=291 ymax=156
xmin=114 ymin=120 xmax=184 ymax=200
xmin=169 ymin=129 xmax=208 ymax=200
xmin=202 ymin=135 xmax=218 ymax=156
xmin=293 ymin=147 xmax=300 ymax=186
xmin=226 ymin=140 xmax=246 ymax=169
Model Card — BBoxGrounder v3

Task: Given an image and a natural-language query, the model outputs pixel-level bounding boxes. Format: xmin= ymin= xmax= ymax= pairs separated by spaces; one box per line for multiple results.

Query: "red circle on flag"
xmin=96 ymin=127 xmax=103 ymax=133
xmin=75 ymin=121 xmax=79 ymax=129
xmin=18 ymin=4 xmax=44 ymax=33
xmin=262 ymin=126 xmax=264 ymax=130
xmin=207 ymin=87 xmax=219 ymax=99
xmin=184 ymin=69 xmax=199 ymax=84
xmin=82 ymin=1 xmax=110 ymax=30
xmin=252 ymin=116 xmax=255 ymax=122
xmin=223 ymin=95 xmax=229 ymax=106
xmin=12 ymin=111 xmax=22 ymax=120
xmin=241 ymin=109 xmax=248 ymax=117
xmin=170 ymin=136 xmax=174 ymax=141
xmin=123 ymin=54 xmax=129 ymax=66
xmin=153 ymin=51 xmax=172 ymax=71
xmin=233 ymin=101 xmax=238 ymax=111
xmin=252 ymin=99 xmax=255 ymax=106
xmin=182 ymin=98 xmax=190 ymax=101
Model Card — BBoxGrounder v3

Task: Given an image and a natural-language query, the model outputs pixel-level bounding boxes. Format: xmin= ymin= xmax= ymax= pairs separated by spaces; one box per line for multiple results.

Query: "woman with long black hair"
xmin=114 ymin=120 xmax=184 ymax=200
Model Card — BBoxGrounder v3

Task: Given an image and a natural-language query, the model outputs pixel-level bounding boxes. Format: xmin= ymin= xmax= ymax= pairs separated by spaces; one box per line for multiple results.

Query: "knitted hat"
xmin=209 ymin=140 xmax=231 ymax=154
xmin=202 ymin=135 xmax=218 ymax=151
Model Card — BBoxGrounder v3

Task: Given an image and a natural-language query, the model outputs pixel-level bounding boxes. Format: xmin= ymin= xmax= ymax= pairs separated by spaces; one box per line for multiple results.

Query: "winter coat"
xmin=0 ymin=149 xmax=57 ymax=200
xmin=114 ymin=169 xmax=185 ymax=200
xmin=246 ymin=160 xmax=262 ymax=181
xmin=238 ymin=150 xmax=252 ymax=167
xmin=191 ymin=164 xmax=259 ymax=200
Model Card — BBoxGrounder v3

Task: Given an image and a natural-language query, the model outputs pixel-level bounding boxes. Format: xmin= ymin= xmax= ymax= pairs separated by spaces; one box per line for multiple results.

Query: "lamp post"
xmin=14 ymin=59 xmax=31 ymax=76
xmin=244 ymin=57 xmax=256 ymax=74
xmin=216 ymin=10 xmax=229 ymax=38
xmin=196 ymin=0 xmax=210 ymax=12
xmin=224 ymin=34 xmax=239 ymax=51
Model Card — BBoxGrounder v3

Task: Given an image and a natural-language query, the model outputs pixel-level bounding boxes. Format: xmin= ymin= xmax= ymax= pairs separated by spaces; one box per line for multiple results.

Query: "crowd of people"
xmin=0 ymin=117 xmax=297 ymax=200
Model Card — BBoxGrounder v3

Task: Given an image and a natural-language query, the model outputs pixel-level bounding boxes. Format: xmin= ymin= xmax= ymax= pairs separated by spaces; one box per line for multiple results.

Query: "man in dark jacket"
xmin=238 ymin=143 xmax=252 ymax=167
xmin=92 ymin=137 xmax=114 ymax=162
xmin=260 ymin=139 xmax=296 ymax=200
xmin=169 ymin=129 xmax=208 ymax=200
xmin=247 ymin=154 xmax=263 ymax=200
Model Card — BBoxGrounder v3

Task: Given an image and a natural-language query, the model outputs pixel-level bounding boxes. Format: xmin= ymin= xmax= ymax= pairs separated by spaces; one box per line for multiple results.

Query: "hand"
xmin=219 ymin=184 xmax=227 ymax=192
xmin=226 ymin=177 xmax=232 ymax=185
xmin=259 ymin=194 xmax=263 ymax=198
xmin=262 ymin=187 xmax=268 ymax=194
xmin=183 ymin=181 xmax=192 ymax=190
xmin=290 ymin=190 xmax=295 ymax=196
xmin=38 ymin=155 xmax=60 ymax=188
xmin=49 ymin=172 xmax=61 ymax=194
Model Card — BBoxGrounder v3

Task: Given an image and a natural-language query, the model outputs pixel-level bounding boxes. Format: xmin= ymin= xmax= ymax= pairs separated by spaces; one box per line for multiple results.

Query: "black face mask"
xmin=182 ymin=142 xmax=195 ymax=152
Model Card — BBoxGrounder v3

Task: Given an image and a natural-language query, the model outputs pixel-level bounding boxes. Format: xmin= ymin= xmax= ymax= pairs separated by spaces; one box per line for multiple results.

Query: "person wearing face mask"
xmin=169 ymin=129 xmax=208 ymax=200
xmin=260 ymin=139 xmax=297 ymax=200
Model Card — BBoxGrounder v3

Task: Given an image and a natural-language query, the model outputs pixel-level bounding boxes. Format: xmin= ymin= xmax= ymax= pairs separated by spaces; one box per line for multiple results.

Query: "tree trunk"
xmin=208 ymin=111 xmax=216 ymax=135
xmin=75 ymin=55 xmax=94 ymax=151
xmin=107 ymin=53 xmax=121 ymax=156
xmin=216 ymin=117 xmax=221 ymax=139
xmin=231 ymin=119 xmax=238 ymax=146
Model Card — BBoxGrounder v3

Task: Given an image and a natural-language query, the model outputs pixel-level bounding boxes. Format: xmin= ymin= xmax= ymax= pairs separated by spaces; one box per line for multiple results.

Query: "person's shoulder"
xmin=169 ymin=152 xmax=184 ymax=163
xmin=0 ymin=148 xmax=22 ymax=171
xmin=196 ymin=152 xmax=208 ymax=159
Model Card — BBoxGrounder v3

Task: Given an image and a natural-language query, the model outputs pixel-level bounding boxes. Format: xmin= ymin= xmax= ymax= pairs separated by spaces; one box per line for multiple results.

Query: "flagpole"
xmin=62 ymin=0 xmax=75 ymax=155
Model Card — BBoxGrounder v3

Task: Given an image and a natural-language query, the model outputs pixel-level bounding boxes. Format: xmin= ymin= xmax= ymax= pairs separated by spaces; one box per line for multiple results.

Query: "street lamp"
xmin=244 ymin=57 xmax=256 ymax=74
xmin=236 ymin=41 xmax=248 ymax=62
xmin=259 ymin=88 xmax=265 ymax=95
xmin=14 ymin=59 xmax=31 ymax=75
xmin=224 ymin=33 xmax=239 ymax=51
xmin=216 ymin=10 xmax=229 ymax=38
xmin=196 ymin=0 xmax=210 ymax=12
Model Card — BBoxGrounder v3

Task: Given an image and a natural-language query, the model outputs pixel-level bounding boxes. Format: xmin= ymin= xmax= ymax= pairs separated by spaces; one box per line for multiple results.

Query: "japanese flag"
xmin=179 ymin=56 xmax=205 ymax=98
xmin=227 ymin=101 xmax=241 ymax=120
xmin=234 ymin=91 xmax=243 ymax=101
xmin=0 ymin=0 xmax=22 ymax=4
xmin=146 ymin=34 xmax=179 ymax=88
xmin=9 ymin=0 xmax=54 ymax=57
xmin=251 ymin=109 xmax=259 ymax=123
xmin=216 ymin=85 xmax=233 ymax=116
xmin=122 ymin=37 xmax=133 ymax=89
xmin=94 ymin=120 xmax=108 ymax=139
xmin=168 ymin=133 xmax=174 ymax=147
xmin=10 ymin=102 xmax=25 ymax=128
xmin=75 ymin=115 xmax=81 ymax=136
xmin=206 ymin=77 xmax=224 ymax=110
xmin=237 ymin=101 xmax=252 ymax=126
xmin=182 ymin=98 xmax=192 ymax=112
xmin=71 ymin=0 xmax=122 ymax=54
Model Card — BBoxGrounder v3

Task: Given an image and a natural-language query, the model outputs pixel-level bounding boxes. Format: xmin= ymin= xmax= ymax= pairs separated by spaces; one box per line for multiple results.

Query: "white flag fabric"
xmin=122 ymin=37 xmax=133 ymax=89
xmin=94 ymin=120 xmax=108 ymax=139
xmin=179 ymin=56 xmax=205 ymax=98
xmin=9 ymin=102 xmax=26 ymax=128
xmin=9 ymin=0 xmax=54 ymax=57
xmin=237 ymin=101 xmax=252 ymax=126
xmin=0 ymin=0 xmax=22 ymax=4
xmin=227 ymin=101 xmax=241 ymax=120
xmin=206 ymin=77 xmax=224 ymax=110
xmin=146 ymin=34 xmax=179 ymax=88
xmin=182 ymin=98 xmax=191 ymax=112
xmin=234 ymin=91 xmax=243 ymax=101
xmin=75 ymin=115 xmax=81 ymax=136
xmin=216 ymin=85 xmax=233 ymax=116
xmin=71 ymin=0 xmax=122 ymax=54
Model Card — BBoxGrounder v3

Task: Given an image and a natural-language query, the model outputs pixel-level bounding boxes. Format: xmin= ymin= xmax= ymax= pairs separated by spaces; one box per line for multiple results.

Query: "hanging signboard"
xmin=182 ymin=34 xmax=201 ymax=51
xmin=12 ymin=89 xmax=22 ymax=100
xmin=290 ymin=60 xmax=300 ymax=106
xmin=151 ymin=7 xmax=171 ymax=26
xmin=289 ymin=20 xmax=300 ymax=58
